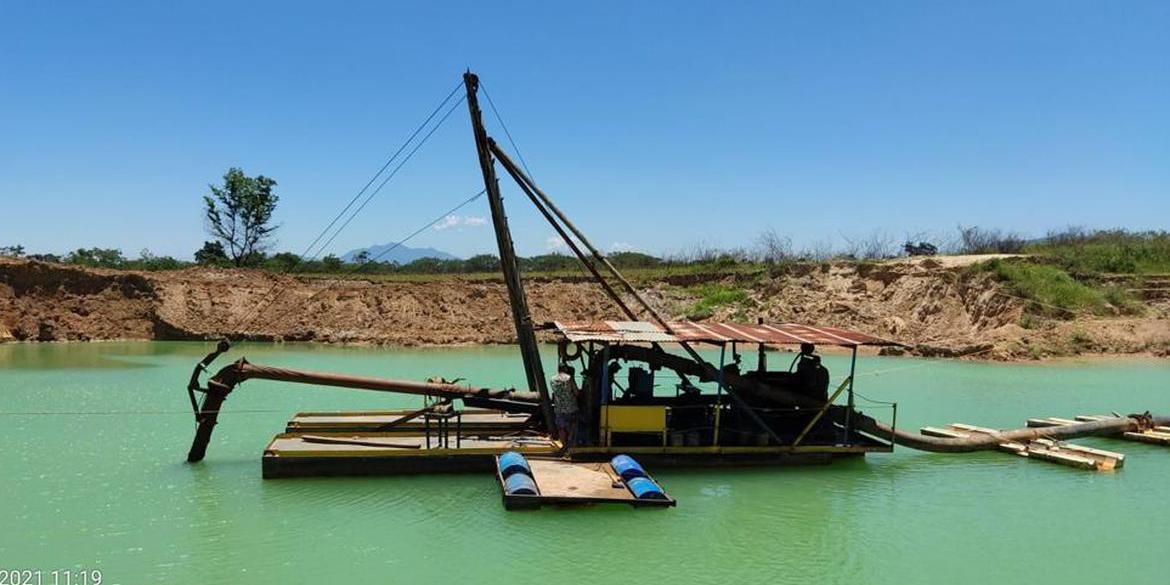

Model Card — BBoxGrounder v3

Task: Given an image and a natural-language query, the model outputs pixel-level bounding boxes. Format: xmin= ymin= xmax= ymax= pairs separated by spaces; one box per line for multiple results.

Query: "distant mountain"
xmin=341 ymin=244 xmax=458 ymax=264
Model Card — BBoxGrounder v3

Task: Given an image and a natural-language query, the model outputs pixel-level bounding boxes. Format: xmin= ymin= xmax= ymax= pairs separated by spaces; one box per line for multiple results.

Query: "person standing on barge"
xmin=551 ymin=365 xmax=580 ymax=447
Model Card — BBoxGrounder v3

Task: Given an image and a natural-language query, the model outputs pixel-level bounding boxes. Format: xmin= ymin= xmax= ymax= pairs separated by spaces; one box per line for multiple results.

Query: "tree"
xmin=203 ymin=167 xmax=279 ymax=267
xmin=194 ymin=241 xmax=229 ymax=266
xmin=320 ymin=254 xmax=344 ymax=272
xmin=65 ymin=247 xmax=125 ymax=268
xmin=464 ymin=254 xmax=500 ymax=273
xmin=0 ymin=244 xmax=25 ymax=257
xmin=265 ymin=252 xmax=302 ymax=272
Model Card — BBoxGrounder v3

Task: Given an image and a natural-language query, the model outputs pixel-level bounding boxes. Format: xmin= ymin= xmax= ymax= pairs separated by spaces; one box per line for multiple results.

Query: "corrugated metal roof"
xmin=551 ymin=320 xmax=899 ymax=346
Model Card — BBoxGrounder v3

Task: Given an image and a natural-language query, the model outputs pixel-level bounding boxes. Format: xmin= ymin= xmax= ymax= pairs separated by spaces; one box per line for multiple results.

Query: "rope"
xmin=232 ymin=92 xmax=469 ymax=335
xmin=230 ymin=82 xmax=462 ymax=334
xmin=343 ymin=189 xmax=486 ymax=269
xmin=481 ymin=82 xmax=535 ymax=180
xmin=0 ymin=409 xmax=292 ymax=416
xmin=300 ymin=80 xmax=464 ymax=261
xmin=233 ymin=188 xmax=486 ymax=335
xmin=307 ymin=94 xmax=469 ymax=262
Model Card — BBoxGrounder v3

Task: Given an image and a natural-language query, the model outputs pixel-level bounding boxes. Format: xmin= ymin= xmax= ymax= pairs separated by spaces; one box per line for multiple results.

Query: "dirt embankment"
xmin=1 ymin=257 xmax=1167 ymax=360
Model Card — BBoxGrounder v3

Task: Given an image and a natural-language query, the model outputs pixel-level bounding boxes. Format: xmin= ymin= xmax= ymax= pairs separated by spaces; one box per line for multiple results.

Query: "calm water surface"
xmin=1 ymin=342 xmax=1168 ymax=584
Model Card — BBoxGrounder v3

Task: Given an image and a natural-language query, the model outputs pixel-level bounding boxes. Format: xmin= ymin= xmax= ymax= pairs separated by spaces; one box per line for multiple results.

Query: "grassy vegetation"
xmin=683 ymin=283 xmax=752 ymax=320
xmin=970 ymin=229 xmax=1165 ymax=320
xmin=5 ymin=228 xmax=1167 ymax=289
xmin=983 ymin=259 xmax=1110 ymax=317
xmin=1025 ymin=229 xmax=1170 ymax=275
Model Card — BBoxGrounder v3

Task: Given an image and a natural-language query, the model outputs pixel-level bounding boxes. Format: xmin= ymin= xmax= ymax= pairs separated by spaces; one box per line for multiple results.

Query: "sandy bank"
xmin=1 ymin=257 xmax=1166 ymax=361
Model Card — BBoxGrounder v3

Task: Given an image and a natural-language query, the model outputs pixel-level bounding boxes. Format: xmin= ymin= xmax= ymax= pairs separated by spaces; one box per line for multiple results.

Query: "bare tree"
xmin=956 ymin=225 xmax=1026 ymax=254
xmin=755 ymin=228 xmax=793 ymax=264
xmin=842 ymin=230 xmax=897 ymax=260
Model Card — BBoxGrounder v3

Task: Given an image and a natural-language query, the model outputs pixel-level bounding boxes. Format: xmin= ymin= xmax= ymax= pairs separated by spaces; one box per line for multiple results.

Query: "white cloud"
xmin=610 ymin=241 xmax=638 ymax=253
xmin=545 ymin=235 xmax=568 ymax=251
xmin=433 ymin=215 xmax=487 ymax=231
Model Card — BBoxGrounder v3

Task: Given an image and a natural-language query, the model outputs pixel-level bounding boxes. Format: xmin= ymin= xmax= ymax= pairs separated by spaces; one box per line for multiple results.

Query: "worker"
xmin=551 ymin=364 xmax=580 ymax=447
xmin=793 ymin=343 xmax=830 ymax=402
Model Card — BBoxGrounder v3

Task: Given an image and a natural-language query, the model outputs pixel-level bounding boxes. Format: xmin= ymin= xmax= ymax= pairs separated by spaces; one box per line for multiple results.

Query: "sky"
xmin=1 ymin=1 xmax=1167 ymax=260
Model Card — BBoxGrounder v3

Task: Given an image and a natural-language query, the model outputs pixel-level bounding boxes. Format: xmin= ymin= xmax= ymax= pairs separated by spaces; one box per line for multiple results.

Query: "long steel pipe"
xmin=186 ymin=359 xmax=538 ymax=462
xmin=220 ymin=362 xmax=539 ymax=402
xmin=856 ymin=413 xmax=1170 ymax=453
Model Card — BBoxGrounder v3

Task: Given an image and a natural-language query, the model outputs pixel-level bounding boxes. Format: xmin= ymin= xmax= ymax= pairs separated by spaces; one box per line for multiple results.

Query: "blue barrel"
xmin=625 ymin=476 xmax=667 ymax=500
xmin=610 ymin=454 xmax=647 ymax=481
xmin=498 ymin=451 xmax=532 ymax=479
xmin=504 ymin=472 xmax=539 ymax=495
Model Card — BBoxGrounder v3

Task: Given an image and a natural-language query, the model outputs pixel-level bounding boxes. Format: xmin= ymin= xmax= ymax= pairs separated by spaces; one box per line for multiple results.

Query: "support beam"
xmin=491 ymin=138 xmax=638 ymax=321
xmin=464 ymin=72 xmax=555 ymax=431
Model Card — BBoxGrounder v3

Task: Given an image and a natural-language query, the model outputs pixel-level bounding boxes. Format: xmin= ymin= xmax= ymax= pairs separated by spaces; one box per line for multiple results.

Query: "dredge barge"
xmin=182 ymin=71 xmax=1170 ymax=508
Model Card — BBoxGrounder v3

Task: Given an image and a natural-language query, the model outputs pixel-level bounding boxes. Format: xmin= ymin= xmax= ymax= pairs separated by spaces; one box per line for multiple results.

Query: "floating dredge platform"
xmin=181 ymin=70 xmax=1170 ymax=509
xmin=263 ymin=404 xmax=893 ymax=480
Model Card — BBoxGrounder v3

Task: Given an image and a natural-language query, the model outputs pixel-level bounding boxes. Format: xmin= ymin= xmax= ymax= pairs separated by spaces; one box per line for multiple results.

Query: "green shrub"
xmin=1028 ymin=229 xmax=1170 ymax=274
xmin=985 ymin=260 xmax=1108 ymax=317
xmin=685 ymin=283 xmax=751 ymax=320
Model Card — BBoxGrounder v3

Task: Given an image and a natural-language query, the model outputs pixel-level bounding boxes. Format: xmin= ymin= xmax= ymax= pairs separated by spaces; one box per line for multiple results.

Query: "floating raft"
xmin=921 ymin=423 xmax=1125 ymax=471
xmin=495 ymin=455 xmax=676 ymax=510
xmin=1028 ymin=415 xmax=1170 ymax=446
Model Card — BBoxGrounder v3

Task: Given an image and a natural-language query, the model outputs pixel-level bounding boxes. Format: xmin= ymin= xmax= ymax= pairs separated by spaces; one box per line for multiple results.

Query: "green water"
xmin=2 ymin=342 xmax=1168 ymax=585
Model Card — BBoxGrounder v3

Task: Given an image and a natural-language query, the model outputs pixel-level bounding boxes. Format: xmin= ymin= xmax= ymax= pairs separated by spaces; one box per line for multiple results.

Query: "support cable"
xmin=481 ymin=82 xmax=535 ymax=180
xmin=230 ymin=90 xmax=467 ymax=335
xmin=233 ymin=189 xmax=486 ymax=336
xmin=309 ymin=94 xmax=468 ymax=260
xmin=301 ymin=80 xmax=464 ymax=261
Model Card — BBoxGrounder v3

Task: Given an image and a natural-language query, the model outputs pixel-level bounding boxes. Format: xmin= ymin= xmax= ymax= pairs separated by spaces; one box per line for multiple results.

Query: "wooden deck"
xmin=261 ymin=407 xmax=893 ymax=478
xmin=262 ymin=429 xmax=887 ymax=477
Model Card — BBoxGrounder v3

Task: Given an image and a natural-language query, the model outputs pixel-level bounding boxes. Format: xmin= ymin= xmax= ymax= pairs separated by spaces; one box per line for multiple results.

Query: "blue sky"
xmin=1 ymin=1 xmax=1167 ymax=259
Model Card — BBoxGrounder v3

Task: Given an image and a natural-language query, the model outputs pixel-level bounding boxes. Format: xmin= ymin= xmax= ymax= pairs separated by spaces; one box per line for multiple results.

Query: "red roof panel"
xmin=551 ymin=320 xmax=899 ymax=346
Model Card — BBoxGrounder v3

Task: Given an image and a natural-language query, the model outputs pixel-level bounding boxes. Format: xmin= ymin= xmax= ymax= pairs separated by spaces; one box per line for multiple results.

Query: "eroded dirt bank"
xmin=1 ymin=257 xmax=1166 ymax=360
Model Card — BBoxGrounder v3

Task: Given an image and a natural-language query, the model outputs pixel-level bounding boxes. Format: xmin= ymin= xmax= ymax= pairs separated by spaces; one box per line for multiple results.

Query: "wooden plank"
xmin=1034 ymin=438 xmax=1125 ymax=465
xmin=1123 ymin=431 xmax=1170 ymax=446
xmin=300 ymin=435 xmax=421 ymax=449
xmin=1075 ymin=415 xmax=1118 ymax=422
xmin=1026 ymin=417 xmax=1080 ymax=427
xmin=921 ymin=421 xmax=1122 ymax=471
xmin=995 ymin=442 xmax=1029 ymax=454
xmin=950 ymin=423 xmax=1003 ymax=436
xmin=1027 ymin=418 xmax=1063 ymax=428
xmin=1024 ymin=447 xmax=1100 ymax=470
xmin=921 ymin=426 xmax=968 ymax=439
